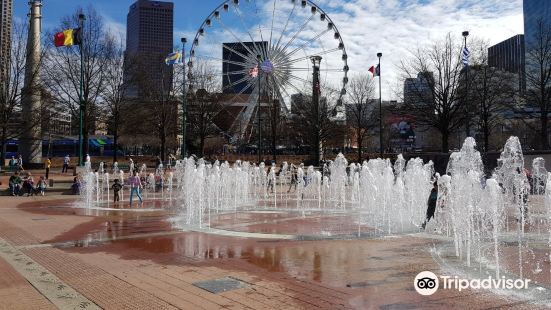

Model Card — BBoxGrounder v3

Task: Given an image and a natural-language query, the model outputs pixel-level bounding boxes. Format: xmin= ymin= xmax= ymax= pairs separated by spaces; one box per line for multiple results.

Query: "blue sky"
xmin=13 ymin=0 xmax=213 ymax=38
xmin=13 ymin=0 xmax=524 ymax=100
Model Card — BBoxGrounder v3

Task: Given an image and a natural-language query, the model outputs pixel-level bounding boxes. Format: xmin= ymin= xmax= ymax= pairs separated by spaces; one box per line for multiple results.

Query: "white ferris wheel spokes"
xmin=188 ymin=0 xmax=349 ymax=142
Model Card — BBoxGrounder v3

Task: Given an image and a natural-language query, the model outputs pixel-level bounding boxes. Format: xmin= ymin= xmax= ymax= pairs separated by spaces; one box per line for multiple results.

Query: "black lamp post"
xmin=311 ymin=55 xmax=322 ymax=165
xmin=78 ymin=13 xmax=85 ymax=166
xmin=181 ymin=37 xmax=187 ymax=159
xmin=377 ymin=52 xmax=383 ymax=157
xmin=257 ymin=54 xmax=262 ymax=163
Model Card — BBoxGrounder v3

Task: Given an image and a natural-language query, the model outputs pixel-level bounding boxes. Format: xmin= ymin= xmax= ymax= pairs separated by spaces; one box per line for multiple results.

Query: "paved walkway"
xmin=0 ymin=188 xmax=547 ymax=309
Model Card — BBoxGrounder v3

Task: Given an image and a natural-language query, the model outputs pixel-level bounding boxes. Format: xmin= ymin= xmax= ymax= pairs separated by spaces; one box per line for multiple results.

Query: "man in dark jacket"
xmin=421 ymin=181 xmax=438 ymax=230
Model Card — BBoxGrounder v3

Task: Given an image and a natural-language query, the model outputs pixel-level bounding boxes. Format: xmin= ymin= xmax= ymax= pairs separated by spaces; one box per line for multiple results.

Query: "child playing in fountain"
xmin=112 ymin=179 xmax=122 ymax=203
xmin=128 ymin=171 xmax=143 ymax=207
xmin=421 ymin=181 xmax=438 ymax=230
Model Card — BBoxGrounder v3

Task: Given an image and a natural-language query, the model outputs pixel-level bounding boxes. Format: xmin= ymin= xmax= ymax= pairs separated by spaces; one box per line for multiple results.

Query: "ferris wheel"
xmin=188 ymin=0 xmax=349 ymax=143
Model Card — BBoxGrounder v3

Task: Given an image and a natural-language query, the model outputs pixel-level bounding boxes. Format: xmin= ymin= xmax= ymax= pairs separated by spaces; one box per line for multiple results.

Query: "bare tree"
xmin=291 ymin=84 xmax=342 ymax=164
xmin=100 ymin=35 xmax=136 ymax=162
xmin=524 ymin=19 xmax=551 ymax=149
xmin=43 ymin=7 xmax=110 ymax=158
xmin=135 ymin=54 xmax=180 ymax=160
xmin=186 ymin=62 xmax=227 ymax=157
xmin=266 ymin=96 xmax=286 ymax=162
xmin=346 ymin=74 xmax=376 ymax=161
xmin=399 ymin=33 xmax=467 ymax=152
xmin=468 ymin=41 xmax=518 ymax=152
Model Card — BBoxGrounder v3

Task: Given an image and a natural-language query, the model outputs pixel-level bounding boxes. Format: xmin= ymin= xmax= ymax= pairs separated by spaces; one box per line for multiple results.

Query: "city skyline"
xmin=11 ymin=0 xmax=524 ymax=100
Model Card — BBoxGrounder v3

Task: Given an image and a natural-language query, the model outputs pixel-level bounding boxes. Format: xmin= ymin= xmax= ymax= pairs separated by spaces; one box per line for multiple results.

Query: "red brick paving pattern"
xmin=0 ymin=256 xmax=56 ymax=310
xmin=1 ymin=195 xmax=550 ymax=309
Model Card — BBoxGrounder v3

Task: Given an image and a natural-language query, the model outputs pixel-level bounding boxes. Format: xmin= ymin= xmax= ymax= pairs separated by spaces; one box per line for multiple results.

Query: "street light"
xmin=181 ymin=37 xmax=187 ymax=159
xmin=311 ymin=56 xmax=322 ymax=165
xmin=257 ymin=54 xmax=262 ymax=164
xmin=462 ymin=31 xmax=470 ymax=138
xmin=377 ymin=52 xmax=382 ymax=157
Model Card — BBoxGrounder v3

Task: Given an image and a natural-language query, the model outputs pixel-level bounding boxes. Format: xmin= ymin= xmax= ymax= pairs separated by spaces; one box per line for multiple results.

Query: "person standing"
xmin=62 ymin=155 xmax=70 ymax=173
xmin=128 ymin=171 xmax=143 ymax=207
xmin=421 ymin=182 xmax=438 ymax=230
xmin=111 ymin=179 xmax=122 ymax=204
xmin=45 ymin=157 xmax=51 ymax=179
xmin=9 ymin=156 xmax=16 ymax=171
xmin=155 ymin=156 xmax=162 ymax=169
xmin=16 ymin=155 xmax=23 ymax=171
xmin=287 ymin=164 xmax=298 ymax=193
xmin=36 ymin=176 xmax=47 ymax=196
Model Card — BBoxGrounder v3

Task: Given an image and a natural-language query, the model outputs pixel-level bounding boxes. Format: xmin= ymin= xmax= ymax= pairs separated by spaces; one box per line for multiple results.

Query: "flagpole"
xmin=181 ymin=38 xmax=187 ymax=159
xmin=78 ymin=14 xmax=85 ymax=167
xmin=377 ymin=52 xmax=383 ymax=157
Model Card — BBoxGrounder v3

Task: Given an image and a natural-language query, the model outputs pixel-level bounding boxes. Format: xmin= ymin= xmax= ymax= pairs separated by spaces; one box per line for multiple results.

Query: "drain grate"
xmin=346 ymin=279 xmax=386 ymax=288
xmin=193 ymin=277 xmax=249 ymax=294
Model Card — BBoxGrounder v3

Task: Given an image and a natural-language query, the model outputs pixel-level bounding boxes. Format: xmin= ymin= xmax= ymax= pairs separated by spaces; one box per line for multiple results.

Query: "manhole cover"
xmin=193 ymin=277 xmax=249 ymax=294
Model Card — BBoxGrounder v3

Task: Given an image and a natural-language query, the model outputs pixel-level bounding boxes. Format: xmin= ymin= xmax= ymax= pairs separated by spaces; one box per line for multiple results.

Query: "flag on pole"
xmin=54 ymin=28 xmax=82 ymax=47
xmin=248 ymin=66 xmax=258 ymax=78
xmin=165 ymin=51 xmax=182 ymax=65
xmin=368 ymin=64 xmax=380 ymax=77
xmin=462 ymin=46 xmax=470 ymax=67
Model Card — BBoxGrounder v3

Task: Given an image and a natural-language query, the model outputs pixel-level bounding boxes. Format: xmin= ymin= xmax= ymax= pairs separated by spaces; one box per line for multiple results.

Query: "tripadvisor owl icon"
xmin=414 ymin=271 xmax=439 ymax=295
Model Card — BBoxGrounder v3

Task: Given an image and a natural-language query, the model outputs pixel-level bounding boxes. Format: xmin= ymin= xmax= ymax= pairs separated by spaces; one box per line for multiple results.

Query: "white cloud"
xmin=101 ymin=12 xmax=126 ymax=45
xmin=317 ymin=0 xmax=523 ymax=99
xmin=178 ymin=0 xmax=523 ymax=101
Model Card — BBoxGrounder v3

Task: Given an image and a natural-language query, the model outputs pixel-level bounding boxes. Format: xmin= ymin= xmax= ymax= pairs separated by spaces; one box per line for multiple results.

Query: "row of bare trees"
xmin=0 ymin=19 xmax=52 ymax=162
xmin=0 ymin=7 xmax=198 ymax=162
xmin=397 ymin=20 xmax=551 ymax=152
xmin=10 ymin=8 xmax=551 ymax=164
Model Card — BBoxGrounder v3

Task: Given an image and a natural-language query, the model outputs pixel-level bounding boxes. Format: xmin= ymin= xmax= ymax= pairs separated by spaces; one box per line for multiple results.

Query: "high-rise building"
xmin=523 ymin=0 xmax=551 ymax=51
xmin=403 ymin=72 xmax=433 ymax=106
xmin=125 ymin=0 xmax=174 ymax=96
xmin=488 ymin=35 xmax=525 ymax=91
xmin=0 ymin=0 xmax=13 ymax=83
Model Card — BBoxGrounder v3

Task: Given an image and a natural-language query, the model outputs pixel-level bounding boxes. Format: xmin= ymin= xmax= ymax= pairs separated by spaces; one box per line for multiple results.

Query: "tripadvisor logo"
xmin=414 ymin=271 xmax=439 ymax=296
xmin=414 ymin=271 xmax=531 ymax=296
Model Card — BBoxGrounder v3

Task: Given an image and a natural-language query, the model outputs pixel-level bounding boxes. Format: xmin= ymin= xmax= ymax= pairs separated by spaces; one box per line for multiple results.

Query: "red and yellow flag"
xmin=54 ymin=28 xmax=82 ymax=47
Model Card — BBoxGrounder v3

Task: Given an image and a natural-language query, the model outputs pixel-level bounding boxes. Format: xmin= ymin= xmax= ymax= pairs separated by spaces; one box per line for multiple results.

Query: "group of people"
xmin=8 ymin=171 xmax=47 ymax=196
xmin=7 ymin=155 xmax=23 ymax=171
xmin=105 ymin=172 xmax=143 ymax=207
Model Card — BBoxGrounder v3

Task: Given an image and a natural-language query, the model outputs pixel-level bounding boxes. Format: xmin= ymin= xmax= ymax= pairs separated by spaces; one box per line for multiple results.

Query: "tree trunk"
xmin=357 ymin=130 xmax=362 ymax=163
xmin=541 ymin=113 xmax=549 ymax=150
xmin=1 ymin=126 xmax=6 ymax=163
xmin=199 ymin=135 xmax=205 ymax=158
xmin=484 ymin=120 xmax=490 ymax=153
xmin=271 ymin=126 xmax=277 ymax=163
xmin=160 ymin=133 xmax=166 ymax=161
xmin=441 ymin=130 xmax=449 ymax=153
xmin=113 ymin=126 xmax=118 ymax=163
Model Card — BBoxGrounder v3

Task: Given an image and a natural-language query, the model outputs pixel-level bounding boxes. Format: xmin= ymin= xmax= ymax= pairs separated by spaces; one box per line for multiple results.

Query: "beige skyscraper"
xmin=0 ymin=0 xmax=13 ymax=85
